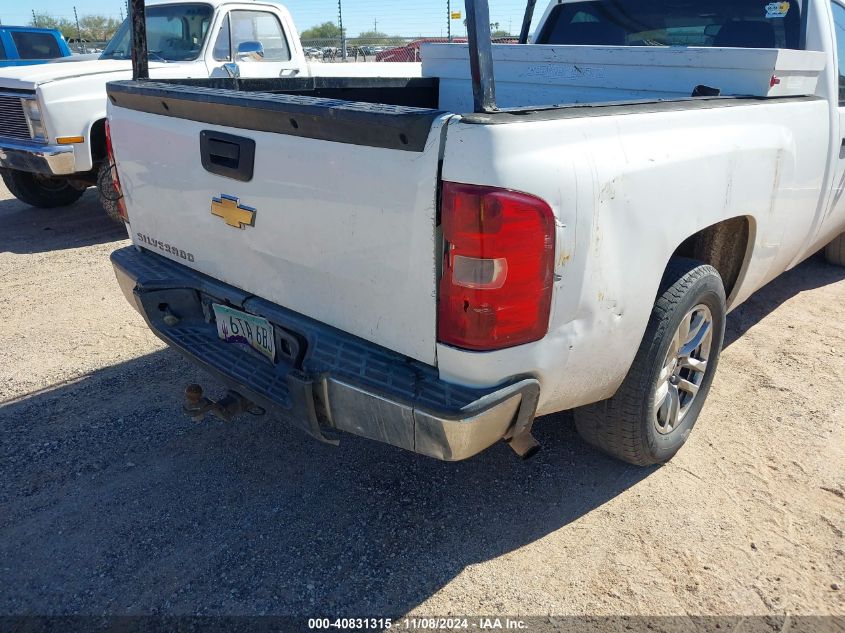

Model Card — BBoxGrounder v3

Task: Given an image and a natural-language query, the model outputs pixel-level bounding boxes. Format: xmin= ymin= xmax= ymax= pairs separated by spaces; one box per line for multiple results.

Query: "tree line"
xmin=25 ymin=14 xmax=512 ymax=46
xmin=29 ymin=12 xmax=121 ymax=42
xmin=299 ymin=21 xmax=512 ymax=43
xmin=299 ymin=22 xmax=405 ymax=45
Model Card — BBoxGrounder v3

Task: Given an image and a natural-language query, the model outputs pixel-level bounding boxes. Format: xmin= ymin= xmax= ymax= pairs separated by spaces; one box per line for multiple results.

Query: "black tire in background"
xmin=574 ymin=258 xmax=727 ymax=466
xmin=825 ymin=233 xmax=845 ymax=267
xmin=97 ymin=163 xmax=124 ymax=224
xmin=1 ymin=169 xmax=85 ymax=209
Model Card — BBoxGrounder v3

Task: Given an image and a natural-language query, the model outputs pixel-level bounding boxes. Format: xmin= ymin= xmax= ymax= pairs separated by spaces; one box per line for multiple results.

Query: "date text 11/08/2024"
xmin=307 ymin=617 xmax=529 ymax=630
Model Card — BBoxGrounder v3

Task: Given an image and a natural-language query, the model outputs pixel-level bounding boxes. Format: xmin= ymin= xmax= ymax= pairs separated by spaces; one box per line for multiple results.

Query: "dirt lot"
xmin=0 ymin=182 xmax=843 ymax=619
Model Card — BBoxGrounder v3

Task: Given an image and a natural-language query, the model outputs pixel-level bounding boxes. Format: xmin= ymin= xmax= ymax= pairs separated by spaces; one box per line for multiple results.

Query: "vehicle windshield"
xmin=100 ymin=3 xmax=214 ymax=61
xmin=536 ymin=0 xmax=803 ymax=49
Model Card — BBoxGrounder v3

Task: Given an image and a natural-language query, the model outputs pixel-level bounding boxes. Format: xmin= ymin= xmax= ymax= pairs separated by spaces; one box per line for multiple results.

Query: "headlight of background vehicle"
xmin=21 ymin=98 xmax=46 ymax=142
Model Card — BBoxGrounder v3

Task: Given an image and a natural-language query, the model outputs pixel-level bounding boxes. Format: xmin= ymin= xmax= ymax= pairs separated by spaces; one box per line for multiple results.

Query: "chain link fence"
xmin=64 ymin=36 xmax=516 ymax=63
xmin=66 ymin=40 xmax=110 ymax=55
xmin=301 ymin=35 xmax=517 ymax=63
xmin=302 ymin=37 xmax=416 ymax=63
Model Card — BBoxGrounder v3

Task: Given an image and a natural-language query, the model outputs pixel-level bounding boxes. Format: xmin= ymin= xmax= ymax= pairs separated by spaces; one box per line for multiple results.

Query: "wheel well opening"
xmin=89 ymin=119 xmax=107 ymax=163
xmin=673 ymin=217 xmax=751 ymax=300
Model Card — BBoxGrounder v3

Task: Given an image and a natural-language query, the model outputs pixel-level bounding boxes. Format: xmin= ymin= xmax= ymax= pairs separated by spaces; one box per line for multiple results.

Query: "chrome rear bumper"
xmin=0 ymin=137 xmax=76 ymax=175
xmin=111 ymin=246 xmax=540 ymax=461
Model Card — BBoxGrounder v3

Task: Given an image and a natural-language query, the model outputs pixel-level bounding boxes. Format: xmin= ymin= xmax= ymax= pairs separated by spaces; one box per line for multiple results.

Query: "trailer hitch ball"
xmin=185 ymin=383 xmax=204 ymax=405
xmin=183 ymin=383 xmax=211 ymax=422
xmin=182 ymin=383 xmax=257 ymax=423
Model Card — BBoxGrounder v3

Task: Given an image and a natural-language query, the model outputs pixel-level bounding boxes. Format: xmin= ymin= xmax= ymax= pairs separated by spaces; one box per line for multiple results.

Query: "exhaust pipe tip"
xmin=508 ymin=431 xmax=541 ymax=460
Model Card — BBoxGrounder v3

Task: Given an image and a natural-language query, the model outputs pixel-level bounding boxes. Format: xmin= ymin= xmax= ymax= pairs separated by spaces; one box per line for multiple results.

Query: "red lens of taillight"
xmin=438 ymin=182 xmax=556 ymax=351
xmin=104 ymin=120 xmax=129 ymax=222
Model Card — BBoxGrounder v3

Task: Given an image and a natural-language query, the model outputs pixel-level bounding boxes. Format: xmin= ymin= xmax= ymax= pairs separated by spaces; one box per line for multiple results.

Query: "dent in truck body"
xmin=437 ymin=95 xmax=829 ymax=414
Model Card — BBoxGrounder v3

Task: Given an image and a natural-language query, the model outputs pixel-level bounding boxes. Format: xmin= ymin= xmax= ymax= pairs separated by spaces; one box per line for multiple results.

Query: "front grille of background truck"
xmin=0 ymin=94 xmax=33 ymax=141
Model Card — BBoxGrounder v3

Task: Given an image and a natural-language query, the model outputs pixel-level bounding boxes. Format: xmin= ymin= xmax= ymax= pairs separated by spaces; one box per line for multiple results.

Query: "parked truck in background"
xmin=107 ymin=0 xmax=845 ymax=465
xmin=0 ymin=26 xmax=73 ymax=68
xmin=0 ymin=0 xmax=418 ymax=217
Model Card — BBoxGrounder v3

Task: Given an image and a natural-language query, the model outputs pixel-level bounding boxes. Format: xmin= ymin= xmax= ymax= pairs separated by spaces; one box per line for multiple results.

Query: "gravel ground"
xmin=0 ymin=183 xmax=843 ymax=619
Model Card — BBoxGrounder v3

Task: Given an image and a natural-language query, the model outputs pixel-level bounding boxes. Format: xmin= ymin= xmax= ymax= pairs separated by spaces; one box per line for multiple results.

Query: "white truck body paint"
xmin=108 ymin=0 xmax=845 ymax=419
xmin=108 ymin=107 xmax=450 ymax=365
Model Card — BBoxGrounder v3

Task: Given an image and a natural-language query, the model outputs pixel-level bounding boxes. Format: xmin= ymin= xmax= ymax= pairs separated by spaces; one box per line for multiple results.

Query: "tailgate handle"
xmin=200 ymin=131 xmax=256 ymax=182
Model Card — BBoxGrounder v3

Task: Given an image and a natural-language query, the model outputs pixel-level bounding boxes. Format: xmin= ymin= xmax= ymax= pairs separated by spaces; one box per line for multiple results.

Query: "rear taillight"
xmin=104 ymin=120 xmax=129 ymax=222
xmin=438 ymin=182 xmax=556 ymax=351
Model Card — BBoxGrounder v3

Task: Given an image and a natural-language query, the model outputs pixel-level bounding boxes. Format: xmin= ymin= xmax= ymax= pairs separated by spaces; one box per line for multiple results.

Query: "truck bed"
xmin=106 ymin=73 xmax=829 ymax=409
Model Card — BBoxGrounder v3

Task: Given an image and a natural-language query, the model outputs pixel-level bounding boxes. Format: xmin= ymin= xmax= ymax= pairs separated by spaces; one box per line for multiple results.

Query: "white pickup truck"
xmin=0 ymin=0 xmax=417 ymax=214
xmin=107 ymin=0 xmax=845 ymax=466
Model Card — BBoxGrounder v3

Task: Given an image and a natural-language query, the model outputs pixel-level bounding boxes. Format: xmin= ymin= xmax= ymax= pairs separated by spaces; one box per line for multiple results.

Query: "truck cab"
xmin=97 ymin=0 xmax=309 ymax=80
xmin=0 ymin=27 xmax=73 ymax=68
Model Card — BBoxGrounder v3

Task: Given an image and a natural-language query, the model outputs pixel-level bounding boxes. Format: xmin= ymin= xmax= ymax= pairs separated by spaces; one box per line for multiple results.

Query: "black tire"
xmin=825 ymin=233 xmax=845 ymax=267
xmin=1 ymin=169 xmax=85 ymax=208
xmin=97 ymin=162 xmax=124 ymax=224
xmin=574 ymin=258 xmax=726 ymax=466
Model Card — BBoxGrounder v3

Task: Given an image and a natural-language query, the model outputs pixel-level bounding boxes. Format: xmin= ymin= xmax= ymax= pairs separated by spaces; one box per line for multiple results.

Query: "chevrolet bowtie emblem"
xmin=211 ymin=194 xmax=256 ymax=229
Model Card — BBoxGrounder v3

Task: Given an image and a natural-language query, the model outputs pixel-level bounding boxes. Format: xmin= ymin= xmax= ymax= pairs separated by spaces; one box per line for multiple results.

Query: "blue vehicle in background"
xmin=0 ymin=26 xmax=73 ymax=67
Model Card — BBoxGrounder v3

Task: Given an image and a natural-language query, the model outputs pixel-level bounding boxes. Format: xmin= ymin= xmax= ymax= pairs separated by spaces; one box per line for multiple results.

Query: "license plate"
xmin=213 ymin=304 xmax=275 ymax=362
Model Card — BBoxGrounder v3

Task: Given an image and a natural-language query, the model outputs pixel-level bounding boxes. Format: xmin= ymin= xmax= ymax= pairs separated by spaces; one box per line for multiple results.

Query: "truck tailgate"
xmin=107 ymin=82 xmax=449 ymax=365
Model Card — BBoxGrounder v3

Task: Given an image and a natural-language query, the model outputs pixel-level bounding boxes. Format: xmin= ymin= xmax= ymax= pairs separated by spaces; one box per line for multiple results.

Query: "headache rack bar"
xmin=129 ymin=0 xmax=148 ymax=83
xmin=127 ymin=0 xmax=532 ymax=114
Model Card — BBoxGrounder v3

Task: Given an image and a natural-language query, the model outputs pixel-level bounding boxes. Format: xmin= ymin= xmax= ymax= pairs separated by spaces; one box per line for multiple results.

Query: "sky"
xmin=0 ymin=0 xmax=546 ymax=38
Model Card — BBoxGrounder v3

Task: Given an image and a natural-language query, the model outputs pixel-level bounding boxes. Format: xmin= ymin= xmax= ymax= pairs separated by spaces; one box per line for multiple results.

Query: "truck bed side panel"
xmin=437 ymin=96 xmax=829 ymax=413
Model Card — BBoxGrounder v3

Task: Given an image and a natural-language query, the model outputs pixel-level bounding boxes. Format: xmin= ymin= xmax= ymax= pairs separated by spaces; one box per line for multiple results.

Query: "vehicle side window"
xmin=213 ymin=15 xmax=232 ymax=61
xmin=0 ymin=37 xmax=6 ymax=60
xmin=832 ymin=3 xmax=845 ymax=104
xmin=10 ymin=32 xmax=62 ymax=59
xmin=230 ymin=11 xmax=291 ymax=62
xmin=537 ymin=0 xmax=801 ymax=49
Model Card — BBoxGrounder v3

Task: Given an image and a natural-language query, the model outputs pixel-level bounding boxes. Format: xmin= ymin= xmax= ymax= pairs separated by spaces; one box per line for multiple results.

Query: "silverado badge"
xmin=211 ymin=194 xmax=256 ymax=229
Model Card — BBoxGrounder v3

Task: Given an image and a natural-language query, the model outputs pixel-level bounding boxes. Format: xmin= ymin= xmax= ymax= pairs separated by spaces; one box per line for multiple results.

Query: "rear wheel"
xmin=1 ymin=169 xmax=85 ymax=208
xmin=574 ymin=258 xmax=726 ymax=466
xmin=97 ymin=162 xmax=123 ymax=224
xmin=825 ymin=233 xmax=845 ymax=267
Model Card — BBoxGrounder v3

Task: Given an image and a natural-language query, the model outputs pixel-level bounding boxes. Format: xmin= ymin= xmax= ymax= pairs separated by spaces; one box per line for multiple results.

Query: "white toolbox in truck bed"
xmin=423 ymin=43 xmax=826 ymax=111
